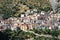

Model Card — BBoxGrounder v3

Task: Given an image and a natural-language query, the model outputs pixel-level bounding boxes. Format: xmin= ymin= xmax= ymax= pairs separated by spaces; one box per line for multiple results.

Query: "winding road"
xmin=24 ymin=30 xmax=60 ymax=40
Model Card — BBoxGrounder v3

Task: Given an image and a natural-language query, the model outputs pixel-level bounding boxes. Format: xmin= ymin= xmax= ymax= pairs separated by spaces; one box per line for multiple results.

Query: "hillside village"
xmin=0 ymin=0 xmax=60 ymax=31
xmin=0 ymin=9 xmax=60 ymax=31
xmin=0 ymin=0 xmax=60 ymax=40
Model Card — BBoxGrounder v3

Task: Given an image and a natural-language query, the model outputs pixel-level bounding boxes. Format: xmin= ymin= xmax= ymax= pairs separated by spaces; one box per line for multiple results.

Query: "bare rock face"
xmin=49 ymin=0 xmax=57 ymax=12
xmin=49 ymin=0 xmax=60 ymax=13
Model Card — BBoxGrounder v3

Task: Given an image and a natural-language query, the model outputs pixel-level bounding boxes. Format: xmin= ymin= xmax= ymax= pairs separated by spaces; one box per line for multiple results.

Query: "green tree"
xmin=51 ymin=30 xmax=59 ymax=37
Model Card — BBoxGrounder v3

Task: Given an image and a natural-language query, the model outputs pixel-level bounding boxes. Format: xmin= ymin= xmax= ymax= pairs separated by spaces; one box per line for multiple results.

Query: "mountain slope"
xmin=19 ymin=0 xmax=50 ymax=8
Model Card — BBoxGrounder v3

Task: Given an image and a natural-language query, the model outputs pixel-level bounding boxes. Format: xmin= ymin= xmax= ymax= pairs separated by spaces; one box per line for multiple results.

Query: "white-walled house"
xmin=33 ymin=9 xmax=37 ymax=12
xmin=41 ymin=11 xmax=45 ymax=15
xmin=23 ymin=17 xmax=31 ymax=23
xmin=21 ymin=14 xmax=25 ymax=17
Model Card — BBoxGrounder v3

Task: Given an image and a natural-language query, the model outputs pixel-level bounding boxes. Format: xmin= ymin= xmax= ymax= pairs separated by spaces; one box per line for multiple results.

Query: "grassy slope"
xmin=21 ymin=0 xmax=50 ymax=8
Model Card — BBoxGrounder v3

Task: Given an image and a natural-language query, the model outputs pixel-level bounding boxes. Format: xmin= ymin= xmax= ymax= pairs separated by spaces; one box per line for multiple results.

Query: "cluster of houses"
xmin=0 ymin=9 xmax=60 ymax=31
